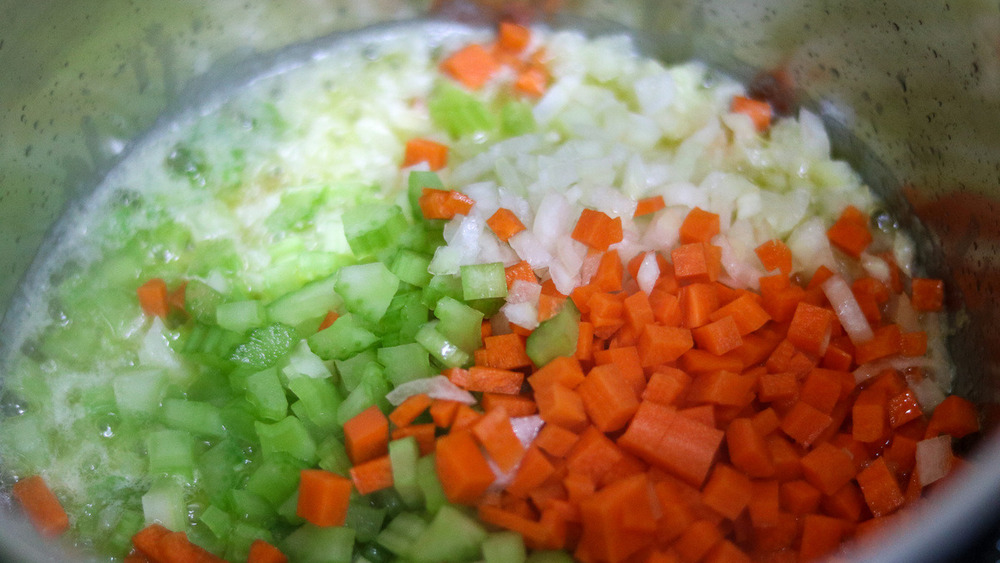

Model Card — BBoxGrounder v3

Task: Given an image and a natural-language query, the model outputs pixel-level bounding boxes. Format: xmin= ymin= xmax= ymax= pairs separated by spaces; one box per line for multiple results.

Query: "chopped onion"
xmin=853 ymin=356 xmax=929 ymax=385
xmin=501 ymin=301 xmax=539 ymax=330
xmin=916 ymin=435 xmax=954 ymax=487
xmin=510 ymin=415 xmax=545 ymax=448
xmin=822 ymin=275 xmax=874 ymax=344
xmin=860 ymin=252 xmax=890 ymax=283
xmin=906 ymin=371 xmax=947 ymax=411
xmin=385 ymin=375 xmax=475 ymax=406
xmin=636 ymin=252 xmax=660 ymax=295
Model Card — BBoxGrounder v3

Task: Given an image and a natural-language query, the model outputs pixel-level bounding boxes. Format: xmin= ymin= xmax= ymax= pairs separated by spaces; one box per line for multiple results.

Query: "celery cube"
xmin=267 ymin=273 xmax=342 ymax=327
xmin=284 ymin=524 xmax=356 ymax=563
xmin=377 ymin=343 xmax=436 ymax=386
xmin=229 ymin=323 xmax=298 ymax=369
xmin=526 ymin=300 xmax=580 ymax=367
xmin=255 ymin=416 xmax=317 ymax=464
xmin=415 ymin=322 xmax=470 ymax=368
xmin=145 ymin=429 xmax=194 ymax=479
xmin=287 ymin=377 xmax=342 ymax=431
xmin=390 ymin=249 xmax=434 ymax=287
xmin=161 ymin=399 xmax=226 ymax=438
xmin=113 ymin=369 xmax=168 ymax=417
xmin=389 ymin=437 xmax=423 ymax=508
xmin=245 ymin=367 xmax=289 ymax=422
xmin=336 ymin=262 xmax=400 ymax=323
xmin=307 ymin=314 xmax=379 ymax=361
xmin=342 ymin=203 xmax=409 ymax=257
xmin=216 ymin=300 xmax=267 ymax=333
xmin=345 ymin=502 xmax=387 ymax=543
xmin=141 ymin=478 xmax=187 ymax=531
xmin=434 ymin=296 xmax=484 ymax=353
xmin=483 ymin=532 xmax=527 ymax=563
xmin=244 ymin=455 xmax=303 ymax=507
xmin=410 ymin=504 xmax=487 ymax=562
xmin=460 ymin=262 xmax=508 ymax=300
xmin=376 ymin=512 xmax=428 ymax=557
xmin=416 ymin=455 xmax=447 ymax=515
xmin=334 ymin=349 xmax=378 ymax=392
xmin=199 ymin=505 xmax=233 ymax=540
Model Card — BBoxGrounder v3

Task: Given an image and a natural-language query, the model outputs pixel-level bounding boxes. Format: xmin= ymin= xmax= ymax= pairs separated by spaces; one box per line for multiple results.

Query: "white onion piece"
xmin=385 ymin=375 xmax=475 ymax=406
xmin=714 ymin=234 xmax=763 ymax=291
xmin=636 ymin=252 xmax=660 ymax=295
xmin=507 ymin=280 xmax=542 ymax=305
xmin=860 ymin=252 xmax=891 ymax=283
xmin=906 ymin=372 xmax=947 ymax=411
xmin=916 ymin=435 xmax=954 ymax=487
xmin=509 ymin=231 xmax=554 ymax=269
xmin=510 ymin=416 xmax=545 ymax=448
xmin=139 ymin=318 xmax=182 ymax=371
xmin=853 ymin=356 xmax=929 ymax=385
xmin=822 ymin=275 xmax=874 ymax=344
xmin=501 ymin=301 xmax=539 ymax=330
xmin=890 ymin=294 xmax=921 ymax=334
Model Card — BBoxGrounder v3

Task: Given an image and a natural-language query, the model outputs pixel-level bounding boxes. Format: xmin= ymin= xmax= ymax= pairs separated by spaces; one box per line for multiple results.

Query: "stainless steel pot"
xmin=2 ymin=1 xmax=999 ymax=561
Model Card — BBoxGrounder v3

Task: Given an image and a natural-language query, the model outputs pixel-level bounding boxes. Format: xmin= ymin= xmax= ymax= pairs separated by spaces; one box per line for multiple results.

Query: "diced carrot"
xmin=757 ymin=372 xmax=798 ymax=403
xmin=704 ymin=540 xmax=752 ymax=563
xmin=506 ymin=447 xmax=556 ymax=498
xmin=572 ymin=208 xmax=624 ymax=251
xmin=451 ymin=404 xmax=482 ymax=431
xmin=750 ymin=407 xmax=781 ymax=436
xmin=755 ymin=239 xmax=793 ymax=275
xmin=679 ymin=207 xmax=721 ymax=245
xmin=798 ymin=368 xmax=846 ymax=414
xmin=686 ymin=370 xmax=755 ymax=407
xmin=479 ymin=333 xmax=533 ymax=369
xmin=296 ymin=469 xmax=352 ymax=527
xmin=593 ymin=346 xmax=645 ymax=397
xmin=856 ymin=457 xmax=905 ymax=517
xmin=465 ymin=366 xmax=525 ymax=394
xmin=131 ymin=524 xmax=171 ymax=560
xmin=634 ymin=196 xmax=666 ymax=217
xmin=566 ymin=427 xmax=627 ymax=486
xmin=11 ymin=475 xmax=69 ymax=537
xmin=786 ymin=302 xmax=835 ymax=356
xmin=637 ymin=324 xmax=694 ymax=367
xmin=482 ymin=393 xmax=537 ymax=417
xmin=488 ymin=208 xmax=527 ymax=241
xmin=350 ymin=454 xmax=395 ymax=495
xmin=515 ymin=66 xmax=549 ymax=97
xmin=854 ymin=324 xmax=902 ymax=365
xmin=748 ymin=479 xmax=781 ymax=529
xmin=498 ymin=21 xmax=531 ymax=53
xmin=435 ymin=430 xmax=495 ymax=504
xmin=680 ymin=348 xmax=744 ymax=375
xmin=826 ymin=205 xmax=872 ymax=258
xmin=402 ymin=138 xmax=449 ymax=170
xmin=534 ymin=383 xmax=589 ymax=431
xmin=672 ymin=243 xmax=720 ymax=284
xmin=388 ymin=393 xmax=433 ymax=428
xmin=673 ymin=519 xmax=724 ymax=563
xmin=852 ymin=387 xmax=888 ymax=443
xmin=798 ymin=515 xmax=845 ymax=562
xmin=588 ymin=292 xmax=626 ymax=339
xmin=528 ymin=355 xmax=586 ymax=390
xmin=576 ymin=321 xmax=595 ymax=363
xmin=317 ymin=311 xmax=339 ymax=332
xmin=807 ymin=265 xmax=837 ymax=290
xmin=343 ymin=405 xmax=389 ymax=465
xmin=679 ymin=282 xmax=720 ymax=328
xmin=730 ymin=95 xmax=773 ymax=131
xmin=472 ymin=407 xmax=526 ymax=472
xmin=429 ymin=399 xmax=461 ymax=428
xmin=441 ymin=43 xmax=501 ymax=89
xmin=709 ymin=293 xmax=771 ymax=336
xmin=391 ymin=424 xmax=437 ymax=456
xmin=726 ymin=418 xmax=775 ymax=478
xmin=618 ymin=401 xmax=724 ymax=487
xmin=418 ymin=188 xmax=475 ymax=220
xmin=799 ymin=442 xmax=856 ymax=495
xmin=692 ymin=316 xmax=744 ymax=356
xmin=248 ymin=539 xmax=288 ymax=563
xmin=779 ymin=480 xmax=822 ymax=515
xmin=650 ymin=288 xmax=682 ymax=326
xmin=910 ymin=278 xmax=944 ymax=312
xmin=623 ymin=291 xmax=655 ymax=334
xmin=478 ymin=505 xmax=561 ymax=551
xmin=780 ymin=401 xmax=833 ymax=447
xmin=701 ymin=463 xmax=753 ymax=520
xmin=578 ymin=364 xmax=641 ymax=433
xmin=821 ymin=481 xmax=865 ymax=522
xmin=156 ymin=530 xmax=226 ymax=562
xmin=137 ymin=278 xmax=170 ymax=318
xmin=642 ymin=368 xmax=691 ymax=406
xmin=535 ymin=424 xmax=580 ymax=459
xmin=505 ymin=260 xmax=538 ymax=289
xmin=592 ymin=250 xmax=625 ymax=292
xmin=679 ymin=404 xmax=716 ymax=428
xmin=900 ymin=331 xmax=928 ymax=357
xmin=925 ymin=395 xmax=979 ymax=439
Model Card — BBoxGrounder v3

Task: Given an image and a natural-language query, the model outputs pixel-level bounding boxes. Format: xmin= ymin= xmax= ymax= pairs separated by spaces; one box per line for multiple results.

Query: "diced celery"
xmin=112 ymin=369 xmax=168 ymax=417
xmin=482 ymin=532 xmax=527 ymax=563
xmin=421 ymin=274 xmax=464 ymax=309
xmin=343 ymin=203 xmax=410 ymax=257
xmin=266 ymin=273 xmax=342 ymax=327
xmin=434 ymin=296 xmax=485 ymax=354
xmin=468 ymin=297 xmax=506 ymax=317
xmin=184 ymin=279 xmax=227 ymax=325
xmin=105 ymin=509 xmax=144 ymax=556
xmin=283 ymin=524 xmax=356 ymax=563
xmin=376 ymin=512 xmax=428 ymax=557
xmin=245 ymin=367 xmax=289 ymax=421
xmin=415 ymin=322 xmax=470 ymax=368
xmin=228 ymin=489 xmax=277 ymax=528
xmin=334 ymin=349 xmax=378 ymax=392
xmin=183 ymin=323 xmax=243 ymax=367
xmin=277 ymin=490 xmax=304 ymax=525
xmin=265 ymin=184 xmax=325 ymax=232
xmin=362 ymin=369 xmax=392 ymax=414
xmin=287 ymin=377 xmax=342 ymax=431
xmin=199 ymin=504 xmax=233 ymax=541
xmin=198 ymin=439 xmax=246 ymax=500
xmin=415 ymin=455 xmax=447 ymax=515
xmin=229 ymin=323 xmax=298 ymax=369
xmin=145 ymin=429 xmax=195 ymax=479
xmin=429 ymin=80 xmax=499 ymax=139
xmin=244 ymin=455 xmax=303 ymax=507
xmin=255 ymin=416 xmax=318 ymax=464
xmin=460 ymin=262 xmax=508 ymax=300
xmin=408 ymin=170 xmax=444 ymax=222
xmin=216 ymin=300 xmax=267 ymax=333
xmin=336 ymin=262 xmax=400 ymax=323
xmin=160 ymin=398 xmax=226 ymax=438
xmin=525 ymin=301 xmax=580 ymax=367
xmin=337 ymin=379 xmax=382 ymax=426
xmin=525 ymin=551 xmax=575 ymax=563
xmin=501 ymin=100 xmax=536 ymax=137
xmin=388 ymin=437 xmax=423 ymax=508
xmin=0 ymin=414 xmax=50 ymax=469
xmin=317 ymin=436 xmax=351 ymax=476
xmin=307 ymin=314 xmax=379 ymax=361
xmin=390 ymin=249 xmax=434 ymax=288
xmin=378 ymin=291 xmax=430 ymax=347
xmin=219 ymin=398 xmax=259 ymax=444
xmin=377 ymin=343 xmax=436 ymax=386
xmin=410 ymin=504 xmax=487 ymax=562
xmin=282 ymin=340 xmax=334 ymax=380
xmin=141 ymin=477 xmax=187 ymax=530
xmin=346 ymin=502 xmax=388 ymax=543
xmin=225 ymin=522 xmax=274 ymax=563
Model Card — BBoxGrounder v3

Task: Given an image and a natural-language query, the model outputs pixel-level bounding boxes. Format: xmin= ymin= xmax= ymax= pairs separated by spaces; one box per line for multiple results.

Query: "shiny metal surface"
xmin=2 ymin=1 xmax=999 ymax=561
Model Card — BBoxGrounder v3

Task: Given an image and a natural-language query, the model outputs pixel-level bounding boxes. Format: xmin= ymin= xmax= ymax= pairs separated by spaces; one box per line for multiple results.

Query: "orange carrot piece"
xmin=709 ymin=293 xmax=771 ymax=336
xmin=487 ymin=208 xmax=527 ymax=242
xmin=779 ymin=479 xmax=822 ymax=515
xmin=578 ymin=364 xmax=641 ymax=433
xmin=821 ymin=481 xmax=865 ymax=522
xmin=637 ymin=324 xmax=694 ymax=367
xmin=750 ymin=407 xmax=781 ymax=436
xmin=441 ymin=43 xmax=501 ymax=89
xmin=566 ymin=427 xmax=627 ymax=486
xmin=852 ymin=387 xmax=888 ymax=443
xmin=726 ymin=417 xmax=775 ymax=478
xmin=757 ymin=372 xmax=798 ymax=403
xmin=576 ymin=321 xmax=595 ymax=362
xmin=591 ymin=249 xmax=625 ymax=292
xmin=799 ymin=442 xmax=856 ymax=495
xmin=478 ymin=505 xmax=560 ymax=551
xmin=623 ymin=291 xmax=656 ymax=334
xmin=755 ymin=239 xmax=793 ymax=275
xmin=296 ymin=469 xmax=352 ymax=527
xmin=131 ymin=524 xmax=171 ymax=560
xmin=572 ymin=208 xmax=624 ymax=251
xmin=679 ymin=282 xmax=720 ymax=328
xmin=514 ymin=66 xmax=549 ymax=97
xmin=528 ymin=355 xmax=586 ymax=390
xmin=498 ymin=21 xmax=532 ymax=53
xmin=505 ymin=260 xmax=538 ymax=289
xmin=482 ymin=393 xmax=537 ymax=417
xmin=418 ymin=188 xmax=475 ymax=220
xmin=317 ymin=311 xmax=340 ymax=332
xmin=730 ymin=95 xmax=773 ymax=131
xmin=673 ymin=519 xmax=724 ymax=563
xmin=826 ymin=205 xmax=872 ymax=258
xmin=704 ymin=540 xmax=752 ymax=563
xmin=436 ymin=430 xmax=495 ymax=504
xmin=388 ymin=393 xmax=433 ymax=428
xmin=402 ymin=138 xmax=449 ymax=170
xmin=465 ymin=366 xmax=525 ymax=394
xmin=672 ymin=243 xmax=720 ymax=284
xmin=535 ymin=424 xmax=580 ymax=459
xmin=506 ymin=446 xmax=556 ymax=497
xmin=780 ymin=401 xmax=833 ymax=447
xmin=786 ymin=302 xmax=835 ymax=356
xmin=137 ymin=278 xmax=170 ymax=318
xmin=686 ymin=370 xmax=755 ymax=407
xmin=900 ymin=331 xmax=928 ymax=357
xmin=634 ymin=195 xmax=666 ymax=217
xmin=429 ymin=399 xmax=461 ymax=428
xmin=798 ymin=368 xmax=846 ymax=414
xmin=650 ymin=288 xmax=682 ymax=326
xmin=642 ymin=367 xmax=691 ymax=406
xmin=391 ymin=424 xmax=437 ymax=456
xmin=910 ymin=278 xmax=945 ymax=312
xmin=472 ymin=407 xmax=526 ymax=472
xmin=618 ymin=401 xmax=724 ymax=487
xmin=248 ymin=539 xmax=288 ymax=563
xmin=451 ymin=404 xmax=482 ymax=431
xmin=592 ymin=346 xmax=645 ymax=397
xmin=343 ymin=405 xmax=389 ymax=465
xmin=692 ymin=316 xmax=744 ymax=356
xmin=679 ymin=348 xmax=744 ymax=375
xmin=701 ymin=463 xmax=753 ymax=520
xmin=747 ymin=479 xmax=781 ymax=530
xmin=349 ymin=455 xmax=394 ymax=495
xmin=534 ymin=383 xmax=589 ymax=432
xmin=856 ymin=457 xmax=905 ymax=517
xmin=925 ymin=395 xmax=979 ymax=438
xmin=156 ymin=530 xmax=226 ymax=563
xmin=11 ymin=475 xmax=69 ymax=537
xmin=479 ymin=333 xmax=533 ymax=369
xmin=679 ymin=207 xmax=721 ymax=245
xmin=798 ymin=514 xmax=846 ymax=562
xmin=854 ymin=323 xmax=902 ymax=365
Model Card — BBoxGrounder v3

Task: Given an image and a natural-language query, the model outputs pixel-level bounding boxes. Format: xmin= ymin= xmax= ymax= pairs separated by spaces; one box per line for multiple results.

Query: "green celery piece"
xmin=266 ymin=273 xmax=342 ymax=327
xmin=287 ymin=377 xmax=342 ymax=431
xmin=525 ymin=300 xmax=580 ymax=367
xmin=283 ymin=525 xmax=356 ymax=563
xmin=255 ymin=416 xmax=318 ymax=464
xmin=336 ymin=262 xmax=400 ymax=323
xmin=376 ymin=512 xmax=428 ymax=557
xmin=317 ymin=436 xmax=352 ymax=476
xmin=415 ymin=322 xmax=470 ymax=368
xmin=216 ymin=299 xmax=267 ymax=333
xmin=282 ymin=340 xmax=334 ymax=380
xmin=307 ymin=314 xmax=379 ymax=361
xmin=343 ymin=203 xmax=410 ymax=257
xmin=410 ymin=504 xmax=488 ymax=562
xmin=112 ymin=368 xmax=168 ymax=417
xmin=434 ymin=296 xmax=485 ymax=354
xmin=219 ymin=399 xmax=259 ymax=444
xmin=184 ymin=279 xmax=226 ymax=325
xmin=388 ymin=437 xmax=423 ymax=508
xmin=104 ymin=509 xmax=145 ymax=556
xmin=377 ymin=343 xmax=436 ymax=386
xmin=390 ymin=249 xmax=434 ymax=288
xmin=244 ymin=455 xmax=304 ymax=507
xmin=145 ymin=429 xmax=195 ymax=479
xmin=501 ymin=100 xmax=536 ymax=137
xmin=141 ymin=477 xmax=187 ymax=532
xmin=198 ymin=439 xmax=246 ymax=499
xmin=225 ymin=522 xmax=274 ymax=563
xmin=245 ymin=367 xmax=289 ymax=422
xmin=228 ymin=489 xmax=277 ymax=528
xmin=229 ymin=323 xmax=298 ymax=370
xmin=362 ymin=373 xmax=392 ymax=418
xmin=336 ymin=378 xmax=384 ymax=427
xmin=378 ymin=291 xmax=430 ymax=347
xmin=265 ymin=185 xmax=325 ymax=232
xmin=415 ymin=454 xmax=447 ymax=514
xmin=334 ymin=349 xmax=379 ymax=392
xmin=277 ymin=490 xmax=304 ymax=526
xmin=345 ymin=502 xmax=388 ymax=544
xmin=407 ymin=170 xmax=445 ymax=223
xmin=468 ymin=297 xmax=506 ymax=318
xmin=199 ymin=505 xmax=233 ymax=541
xmin=429 ymin=80 xmax=499 ymax=139
xmin=460 ymin=262 xmax=508 ymax=300
xmin=0 ymin=415 xmax=50 ymax=469
xmin=482 ymin=532 xmax=527 ymax=563
xmin=421 ymin=273 xmax=464 ymax=309
xmin=525 ymin=551 xmax=575 ymax=563
xmin=160 ymin=399 xmax=226 ymax=438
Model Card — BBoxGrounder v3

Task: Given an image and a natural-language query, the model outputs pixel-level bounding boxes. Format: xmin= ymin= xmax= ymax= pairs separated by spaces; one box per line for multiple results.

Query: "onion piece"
xmin=821 ymin=275 xmax=874 ymax=344
xmin=510 ymin=415 xmax=545 ymax=448
xmin=916 ymin=435 xmax=954 ymax=487
xmin=853 ymin=356 xmax=929 ymax=385
xmin=385 ymin=375 xmax=475 ymax=406
xmin=636 ymin=252 xmax=660 ymax=295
